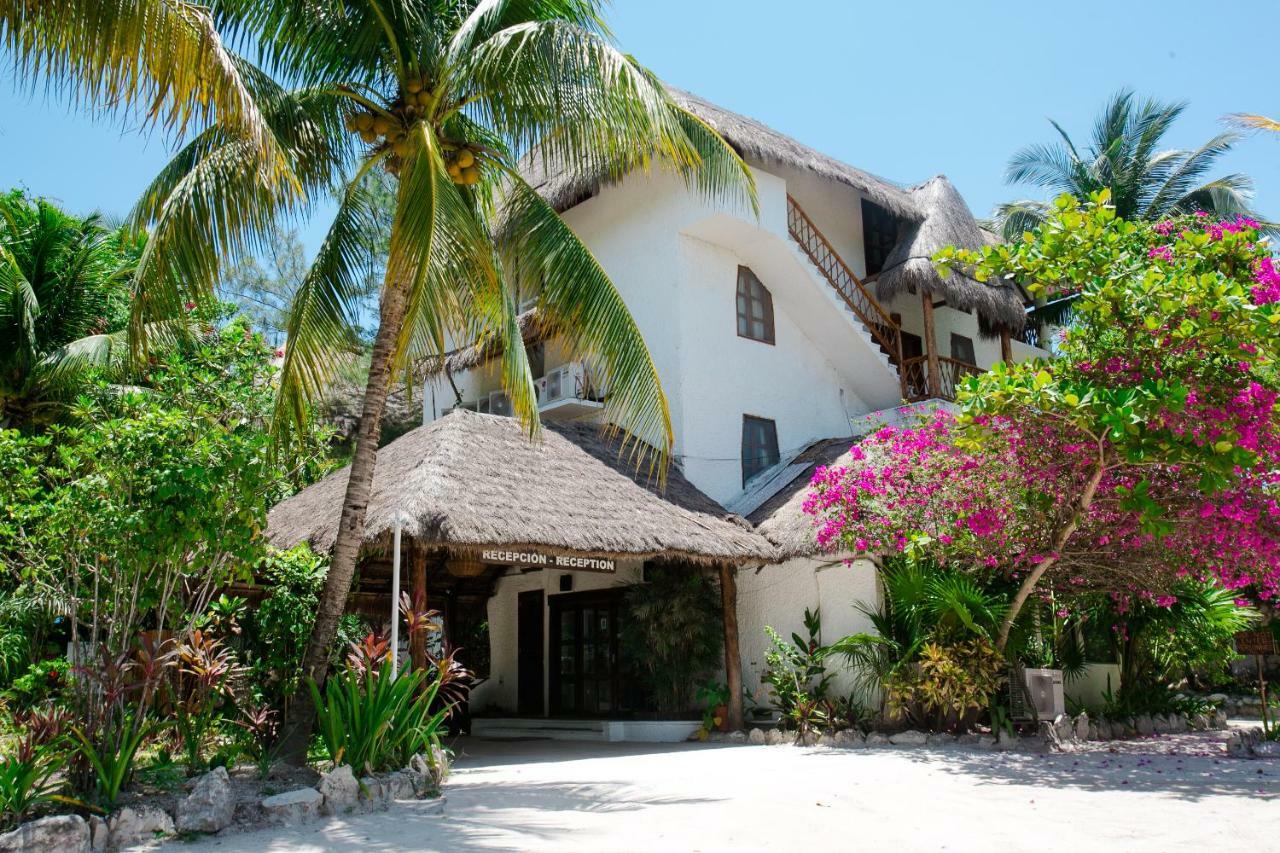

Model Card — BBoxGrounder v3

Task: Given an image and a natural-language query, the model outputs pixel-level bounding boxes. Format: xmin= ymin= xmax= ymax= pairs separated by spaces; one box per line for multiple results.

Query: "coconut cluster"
xmin=343 ymin=78 xmax=480 ymax=184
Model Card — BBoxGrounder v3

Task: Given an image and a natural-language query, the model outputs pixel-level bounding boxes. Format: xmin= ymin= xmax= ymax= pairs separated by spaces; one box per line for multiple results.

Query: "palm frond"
xmin=0 ymin=0 xmax=282 ymax=167
xmin=497 ymin=170 xmax=672 ymax=471
xmin=1224 ymin=113 xmax=1280 ymax=134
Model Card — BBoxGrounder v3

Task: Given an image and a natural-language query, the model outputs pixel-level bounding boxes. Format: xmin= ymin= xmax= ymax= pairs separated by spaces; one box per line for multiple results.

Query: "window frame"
xmin=950 ymin=332 xmax=977 ymax=365
xmin=741 ymin=414 xmax=781 ymax=487
xmin=735 ymin=266 xmax=776 ymax=345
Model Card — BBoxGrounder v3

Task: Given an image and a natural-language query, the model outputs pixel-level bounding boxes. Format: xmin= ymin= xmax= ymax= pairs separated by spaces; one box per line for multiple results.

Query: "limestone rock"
xmin=1135 ymin=714 xmax=1155 ymax=736
xmin=0 ymin=815 xmax=90 ymax=853
xmin=836 ymin=730 xmax=865 ymax=748
xmin=108 ymin=805 xmax=174 ymax=849
xmin=975 ymin=734 xmax=998 ymax=749
xmin=764 ymin=728 xmax=784 ymax=746
xmin=1096 ymin=719 xmax=1113 ymax=741
xmin=1170 ymin=714 xmax=1188 ymax=734
xmin=176 ymin=766 xmax=235 ymax=834
xmin=1053 ymin=714 xmax=1073 ymax=742
xmin=955 ymin=733 xmax=979 ymax=746
xmin=1087 ymin=722 xmax=1099 ymax=741
xmin=864 ymin=732 xmax=890 ymax=747
xmin=318 ymin=765 xmax=360 ymax=816
xmin=88 ymin=816 xmax=107 ymax=853
xmin=888 ymin=729 xmax=927 ymax=746
xmin=1212 ymin=709 xmax=1230 ymax=729
xmin=1073 ymin=713 xmax=1090 ymax=741
xmin=1152 ymin=714 xmax=1171 ymax=735
xmin=1252 ymin=741 xmax=1280 ymax=758
xmin=926 ymin=733 xmax=956 ymax=747
xmin=381 ymin=771 xmax=415 ymax=802
xmin=1208 ymin=693 xmax=1229 ymax=705
xmin=359 ymin=776 xmax=387 ymax=812
xmin=747 ymin=727 xmax=766 ymax=745
xmin=260 ymin=788 xmax=323 ymax=826
xmin=995 ymin=730 xmax=1017 ymax=750
xmin=727 ymin=730 xmax=747 ymax=743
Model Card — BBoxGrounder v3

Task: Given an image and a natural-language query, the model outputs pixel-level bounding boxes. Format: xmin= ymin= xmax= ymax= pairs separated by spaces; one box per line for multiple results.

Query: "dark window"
xmin=736 ymin=266 xmax=775 ymax=344
xmin=950 ymin=333 xmax=976 ymax=365
xmin=741 ymin=416 xmax=780 ymax=486
xmin=862 ymin=199 xmax=898 ymax=277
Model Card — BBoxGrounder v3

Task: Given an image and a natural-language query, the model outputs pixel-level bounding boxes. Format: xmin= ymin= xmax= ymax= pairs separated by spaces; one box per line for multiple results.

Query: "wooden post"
xmin=409 ymin=543 xmax=428 ymax=673
xmin=719 ymin=563 xmax=744 ymax=732
xmin=1000 ymin=328 xmax=1014 ymax=364
xmin=921 ymin=291 xmax=942 ymax=398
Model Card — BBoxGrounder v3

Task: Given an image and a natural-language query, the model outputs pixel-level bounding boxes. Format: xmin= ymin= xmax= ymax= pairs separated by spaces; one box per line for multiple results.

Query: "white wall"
xmin=737 ymin=556 xmax=879 ymax=708
xmin=470 ymin=561 xmax=644 ymax=715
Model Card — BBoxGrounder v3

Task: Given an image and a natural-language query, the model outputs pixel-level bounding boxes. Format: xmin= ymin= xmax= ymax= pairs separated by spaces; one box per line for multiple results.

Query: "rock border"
xmin=709 ymin=709 xmax=1234 ymax=755
xmin=0 ymin=755 xmax=448 ymax=853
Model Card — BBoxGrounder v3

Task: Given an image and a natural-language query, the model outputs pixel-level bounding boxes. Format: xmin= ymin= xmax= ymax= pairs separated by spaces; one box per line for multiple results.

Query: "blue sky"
xmin=2 ymin=0 xmax=1277 ymax=255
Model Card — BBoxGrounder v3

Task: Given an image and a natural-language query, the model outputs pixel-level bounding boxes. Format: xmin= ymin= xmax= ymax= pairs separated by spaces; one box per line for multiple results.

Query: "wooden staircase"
xmin=786 ymin=196 xmax=904 ymax=392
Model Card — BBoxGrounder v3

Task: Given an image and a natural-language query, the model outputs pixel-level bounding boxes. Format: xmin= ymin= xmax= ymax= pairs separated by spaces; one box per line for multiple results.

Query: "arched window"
xmin=736 ymin=266 xmax=775 ymax=345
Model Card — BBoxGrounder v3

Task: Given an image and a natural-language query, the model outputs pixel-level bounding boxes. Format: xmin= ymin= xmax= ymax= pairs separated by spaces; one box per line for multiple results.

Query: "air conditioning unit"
xmin=488 ymin=390 xmax=513 ymax=417
xmin=1012 ymin=667 xmax=1065 ymax=721
xmin=537 ymin=362 xmax=587 ymax=406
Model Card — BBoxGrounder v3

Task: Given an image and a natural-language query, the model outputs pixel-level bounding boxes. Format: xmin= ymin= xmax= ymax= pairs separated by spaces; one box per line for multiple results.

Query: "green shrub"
xmin=884 ymin=639 xmax=1005 ymax=731
xmin=0 ymin=747 xmax=69 ymax=831
xmin=762 ymin=609 xmax=833 ymax=727
xmin=6 ymin=659 xmax=71 ymax=707
xmin=309 ymin=659 xmax=449 ymax=776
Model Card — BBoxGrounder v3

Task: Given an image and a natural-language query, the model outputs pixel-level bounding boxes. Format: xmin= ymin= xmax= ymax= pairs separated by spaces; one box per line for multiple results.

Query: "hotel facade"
xmin=269 ymin=91 xmax=1048 ymax=739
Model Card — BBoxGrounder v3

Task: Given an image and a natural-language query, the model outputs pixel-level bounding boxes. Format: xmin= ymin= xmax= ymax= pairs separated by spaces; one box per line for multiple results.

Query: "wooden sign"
xmin=1235 ymin=630 xmax=1277 ymax=656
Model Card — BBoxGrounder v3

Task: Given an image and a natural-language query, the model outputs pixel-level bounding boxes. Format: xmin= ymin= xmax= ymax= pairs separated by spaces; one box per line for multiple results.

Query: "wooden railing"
xmin=786 ymin=196 xmax=902 ymax=367
xmin=900 ymin=356 xmax=983 ymax=402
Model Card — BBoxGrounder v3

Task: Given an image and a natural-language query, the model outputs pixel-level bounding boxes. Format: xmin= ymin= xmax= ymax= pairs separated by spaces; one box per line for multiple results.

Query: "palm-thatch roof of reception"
xmin=746 ymin=437 xmax=853 ymax=560
xmin=267 ymin=409 xmax=774 ymax=565
xmin=874 ymin=175 xmax=1027 ymax=335
xmin=522 ymin=89 xmax=922 ymax=222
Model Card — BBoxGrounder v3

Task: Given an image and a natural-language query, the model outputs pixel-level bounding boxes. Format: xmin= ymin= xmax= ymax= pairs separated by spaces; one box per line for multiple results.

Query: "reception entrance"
xmin=549 ymin=589 xmax=631 ymax=716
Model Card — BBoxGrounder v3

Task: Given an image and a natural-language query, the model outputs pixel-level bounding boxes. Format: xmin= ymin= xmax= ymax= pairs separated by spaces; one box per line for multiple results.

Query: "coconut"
xmin=455 ymin=149 xmax=475 ymax=168
xmin=393 ymin=139 xmax=412 ymax=159
xmin=415 ymin=90 xmax=433 ymax=108
xmin=372 ymin=115 xmax=392 ymax=135
xmin=447 ymin=163 xmax=463 ymax=180
xmin=405 ymin=78 xmax=423 ymax=94
xmin=460 ymin=167 xmax=481 ymax=186
xmin=359 ymin=129 xmax=378 ymax=144
xmin=354 ymin=113 xmax=374 ymax=132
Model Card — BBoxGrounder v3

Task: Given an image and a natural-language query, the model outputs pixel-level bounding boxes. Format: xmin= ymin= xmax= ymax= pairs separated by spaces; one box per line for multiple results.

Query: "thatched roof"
xmin=522 ymin=89 xmax=921 ymax=223
xmin=875 ymin=176 xmax=1027 ymax=334
xmin=747 ymin=438 xmax=854 ymax=560
xmin=267 ymin=409 xmax=774 ymax=565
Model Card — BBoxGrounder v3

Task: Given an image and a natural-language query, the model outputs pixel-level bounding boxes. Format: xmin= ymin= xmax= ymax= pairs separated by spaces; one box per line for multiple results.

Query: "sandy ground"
xmin=164 ymin=728 xmax=1278 ymax=853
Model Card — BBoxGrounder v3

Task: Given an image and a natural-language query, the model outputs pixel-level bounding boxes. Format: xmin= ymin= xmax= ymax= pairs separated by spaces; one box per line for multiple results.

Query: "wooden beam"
xmin=718 ymin=563 xmax=744 ymax=732
xmin=409 ymin=542 xmax=428 ymax=673
xmin=921 ymin=291 xmax=942 ymax=398
xmin=1000 ymin=328 xmax=1013 ymax=364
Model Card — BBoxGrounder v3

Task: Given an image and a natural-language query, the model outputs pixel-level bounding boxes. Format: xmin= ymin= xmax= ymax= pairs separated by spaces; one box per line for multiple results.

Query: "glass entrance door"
xmin=550 ymin=591 xmax=622 ymax=716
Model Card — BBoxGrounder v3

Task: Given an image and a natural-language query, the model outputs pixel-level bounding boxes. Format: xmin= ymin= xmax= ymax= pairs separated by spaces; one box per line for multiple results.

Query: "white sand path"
xmin=161 ymin=729 xmax=1278 ymax=852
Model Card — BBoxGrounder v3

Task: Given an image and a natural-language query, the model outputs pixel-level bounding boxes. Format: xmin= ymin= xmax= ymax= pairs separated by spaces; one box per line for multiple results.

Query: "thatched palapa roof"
xmin=267 ymin=410 xmax=774 ymax=565
xmin=875 ymin=176 xmax=1027 ymax=335
xmin=747 ymin=438 xmax=856 ymax=560
xmin=523 ymin=89 xmax=921 ymax=222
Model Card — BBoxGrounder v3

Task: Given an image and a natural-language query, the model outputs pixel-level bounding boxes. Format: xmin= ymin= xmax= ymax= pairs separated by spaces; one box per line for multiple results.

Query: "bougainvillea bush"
xmin=807 ymin=193 xmax=1280 ymax=649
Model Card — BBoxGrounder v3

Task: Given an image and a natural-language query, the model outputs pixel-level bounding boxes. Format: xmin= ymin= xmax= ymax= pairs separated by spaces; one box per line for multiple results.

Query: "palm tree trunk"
xmin=277 ymin=278 xmax=411 ymax=765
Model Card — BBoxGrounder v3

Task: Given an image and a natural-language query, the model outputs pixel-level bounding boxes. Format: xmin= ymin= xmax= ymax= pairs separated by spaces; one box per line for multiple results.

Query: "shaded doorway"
xmin=517 ymin=590 xmax=545 ymax=715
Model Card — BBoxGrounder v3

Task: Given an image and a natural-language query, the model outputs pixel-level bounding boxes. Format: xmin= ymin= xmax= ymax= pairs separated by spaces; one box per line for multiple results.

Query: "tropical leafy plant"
xmin=0 ymin=747 xmax=70 ymax=831
xmin=0 ymin=190 xmax=138 ymax=427
xmin=622 ymin=564 xmax=723 ymax=712
xmin=827 ymin=558 xmax=1008 ymax=717
xmin=309 ymin=658 xmax=450 ymax=776
xmin=761 ymin=609 xmax=832 ymax=725
xmin=71 ymin=711 xmax=154 ymax=809
xmin=169 ymin=631 xmax=241 ymax=772
xmin=883 ymin=639 xmax=1005 ymax=732
xmin=992 ymin=90 xmax=1257 ymax=240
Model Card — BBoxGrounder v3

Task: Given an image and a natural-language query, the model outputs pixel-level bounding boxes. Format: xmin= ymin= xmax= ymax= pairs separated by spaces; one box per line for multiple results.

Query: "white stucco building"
xmin=271 ymin=91 xmax=1048 ymax=738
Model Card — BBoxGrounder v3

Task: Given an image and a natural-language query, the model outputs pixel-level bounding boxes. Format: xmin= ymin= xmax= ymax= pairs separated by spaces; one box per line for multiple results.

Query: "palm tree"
xmin=993 ymin=90 xmax=1256 ymax=240
xmin=3 ymin=1 xmax=756 ymax=760
xmin=0 ymin=191 xmax=137 ymax=427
